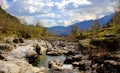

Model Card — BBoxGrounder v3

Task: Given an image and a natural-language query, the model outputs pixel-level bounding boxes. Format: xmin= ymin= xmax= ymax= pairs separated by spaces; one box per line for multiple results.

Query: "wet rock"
xmin=46 ymin=51 xmax=62 ymax=56
xmin=79 ymin=62 xmax=86 ymax=71
xmin=96 ymin=64 xmax=106 ymax=73
xmin=26 ymin=50 xmax=38 ymax=63
xmin=0 ymin=54 xmax=5 ymax=60
xmin=48 ymin=60 xmax=63 ymax=71
xmin=64 ymin=50 xmax=78 ymax=56
xmin=104 ymin=60 xmax=120 ymax=72
xmin=34 ymin=44 xmax=42 ymax=55
xmin=92 ymin=63 xmax=98 ymax=71
xmin=78 ymin=60 xmax=92 ymax=71
xmin=72 ymin=62 xmax=80 ymax=67
xmin=104 ymin=60 xmax=120 ymax=66
xmin=64 ymin=55 xmax=82 ymax=64
xmin=88 ymin=53 xmax=110 ymax=65
xmin=95 ymin=60 xmax=120 ymax=73
xmin=48 ymin=61 xmax=54 ymax=68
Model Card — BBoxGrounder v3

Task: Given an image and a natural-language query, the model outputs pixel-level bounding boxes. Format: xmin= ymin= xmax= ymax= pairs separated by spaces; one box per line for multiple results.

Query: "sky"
xmin=0 ymin=0 xmax=119 ymax=27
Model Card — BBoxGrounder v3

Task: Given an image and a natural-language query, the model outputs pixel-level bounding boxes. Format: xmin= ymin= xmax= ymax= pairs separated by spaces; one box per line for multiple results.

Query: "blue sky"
xmin=7 ymin=0 xmax=13 ymax=2
xmin=0 ymin=0 xmax=119 ymax=27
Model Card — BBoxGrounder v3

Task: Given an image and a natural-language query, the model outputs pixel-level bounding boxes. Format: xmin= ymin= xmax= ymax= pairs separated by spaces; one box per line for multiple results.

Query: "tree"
xmin=69 ymin=24 xmax=80 ymax=39
xmin=91 ymin=19 xmax=100 ymax=31
xmin=71 ymin=24 xmax=79 ymax=35
xmin=90 ymin=19 xmax=100 ymax=37
xmin=36 ymin=20 xmax=44 ymax=27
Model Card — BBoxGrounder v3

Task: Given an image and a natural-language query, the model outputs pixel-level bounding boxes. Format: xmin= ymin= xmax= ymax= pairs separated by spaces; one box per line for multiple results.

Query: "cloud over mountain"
xmin=0 ymin=0 xmax=119 ymax=27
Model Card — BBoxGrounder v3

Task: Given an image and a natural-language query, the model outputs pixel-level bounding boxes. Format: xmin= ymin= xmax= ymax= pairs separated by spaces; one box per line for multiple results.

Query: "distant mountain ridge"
xmin=47 ymin=14 xmax=114 ymax=36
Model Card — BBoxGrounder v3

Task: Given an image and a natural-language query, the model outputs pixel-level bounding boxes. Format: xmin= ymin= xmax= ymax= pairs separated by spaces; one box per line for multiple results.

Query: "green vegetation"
xmin=68 ymin=9 xmax=120 ymax=53
xmin=0 ymin=7 xmax=51 ymax=40
xmin=68 ymin=11 xmax=120 ymax=40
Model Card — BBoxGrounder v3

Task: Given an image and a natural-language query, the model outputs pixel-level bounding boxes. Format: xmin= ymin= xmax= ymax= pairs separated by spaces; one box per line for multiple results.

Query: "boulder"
xmin=88 ymin=53 xmax=110 ymax=65
xmin=8 ymin=45 xmax=38 ymax=63
xmin=64 ymin=55 xmax=82 ymax=64
xmin=34 ymin=44 xmax=42 ymax=55
xmin=26 ymin=49 xmax=38 ymax=63
xmin=46 ymin=41 xmax=53 ymax=49
xmin=0 ymin=60 xmax=20 ymax=73
xmin=57 ymin=42 xmax=65 ymax=47
xmin=78 ymin=60 xmax=92 ymax=71
xmin=13 ymin=38 xmax=19 ymax=43
xmin=72 ymin=62 xmax=80 ymax=67
xmin=48 ymin=60 xmax=63 ymax=71
xmin=92 ymin=63 xmax=98 ymax=71
xmin=0 ymin=44 xmax=13 ymax=52
xmin=64 ymin=50 xmax=78 ymax=56
xmin=96 ymin=64 xmax=106 ymax=73
xmin=94 ymin=60 xmax=120 ymax=73
xmin=13 ymin=37 xmax=25 ymax=44
xmin=4 ymin=37 xmax=13 ymax=45
xmin=46 ymin=51 xmax=62 ymax=56
xmin=79 ymin=61 xmax=86 ymax=71
xmin=0 ymin=54 xmax=6 ymax=60
xmin=0 ymin=60 xmax=48 ymax=73
xmin=19 ymin=37 xmax=25 ymax=43
xmin=48 ymin=61 xmax=54 ymax=68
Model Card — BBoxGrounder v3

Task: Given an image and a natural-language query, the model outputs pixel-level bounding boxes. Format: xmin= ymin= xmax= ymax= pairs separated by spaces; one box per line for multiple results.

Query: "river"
xmin=34 ymin=54 xmax=79 ymax=73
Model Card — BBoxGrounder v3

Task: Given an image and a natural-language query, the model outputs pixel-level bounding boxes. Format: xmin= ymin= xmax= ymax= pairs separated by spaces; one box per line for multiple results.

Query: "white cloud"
xmin=38 ymin=13 xmax=61 ymax=18
xmin=0 ymin=0 xmax=119 ymax=27
xmin=42 ymin=19 xmax=58 ymax=27
xmin=0 ymin=0 xmax=9 ymax=9
xmin=17 ymin=16 xmax=35 ymax=24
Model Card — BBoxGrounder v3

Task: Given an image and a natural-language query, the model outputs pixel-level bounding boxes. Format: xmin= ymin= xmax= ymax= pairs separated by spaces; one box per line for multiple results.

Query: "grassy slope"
xmin=0 ymin=7 xmax=49 ymax=40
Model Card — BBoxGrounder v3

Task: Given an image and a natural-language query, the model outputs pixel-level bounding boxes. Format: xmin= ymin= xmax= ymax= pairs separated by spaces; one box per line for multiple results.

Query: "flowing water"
xmin=35 ymin=54 xmax=79 ymax=73
xmin=37 ymin=54 xmax=73 ymax=68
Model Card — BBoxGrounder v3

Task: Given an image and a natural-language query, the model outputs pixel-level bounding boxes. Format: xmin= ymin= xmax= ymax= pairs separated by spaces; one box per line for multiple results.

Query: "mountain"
xmin=47 ymin=14 xmax=114 ymax=36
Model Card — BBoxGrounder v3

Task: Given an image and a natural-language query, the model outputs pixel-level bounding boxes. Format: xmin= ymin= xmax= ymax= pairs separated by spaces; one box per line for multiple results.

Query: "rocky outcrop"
xmin=0 ymin=38 xmax=50 ymax=73
xmin=46 ymin=40 xmax=79 ymax=56
xmin=0 ymin=60 xmax=48 ymax=73
xmin=89 ymin=38 xmax=120 ymax=52
xmin=65 ymin=52 xmax=120 ymax=73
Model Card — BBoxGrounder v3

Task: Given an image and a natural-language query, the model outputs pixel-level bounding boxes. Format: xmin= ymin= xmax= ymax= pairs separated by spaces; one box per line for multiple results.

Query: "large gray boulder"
xmin=7 ymin=44 xmax=37 ymax=62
